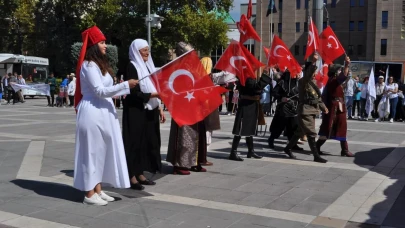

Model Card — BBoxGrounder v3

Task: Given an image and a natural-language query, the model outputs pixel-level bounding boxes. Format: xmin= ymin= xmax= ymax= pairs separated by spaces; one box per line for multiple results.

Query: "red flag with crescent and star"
xmin=304 ymin=17 xmax=320 ymax=60
xmin=150 ymin=50 xmax=227 ymax=127
xmin=247 ymin=0 xmax=253 ymax=19
xmin=263 ymin=46 xmax=271 ymax=61
xmin=268 ymin=35 xmax=301 ymax=77
xmin=319 ymin=26 xmax=345 ymax=64
xmin=315 ymin=59 xmax=329 ymax=88
xmin=214 ymin=40 xmax=264 ymax=86
xmin=237 ymin=14 xmax=261 ymax=44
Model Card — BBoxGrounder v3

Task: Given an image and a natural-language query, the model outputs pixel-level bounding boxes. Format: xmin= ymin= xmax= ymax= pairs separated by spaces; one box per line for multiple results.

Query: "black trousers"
xmin=68 ymin=95 xmax=74 ymax=106
xmin=396 ymin=97 xmax=405 ymax=120
xmin=7 ymin=90 xmax=16 ymax=104
xmin=352 ymin=100 xmax=361 ymax=117
xmin=47 ymin=90 xmax=55 ymax=105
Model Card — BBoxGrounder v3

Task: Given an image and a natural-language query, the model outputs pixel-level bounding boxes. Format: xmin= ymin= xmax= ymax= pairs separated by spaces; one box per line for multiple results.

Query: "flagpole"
xmin=270 ymin=0 xmax=273 ymax=45
xmin=259 ymin=0 xmax=263 ymax=63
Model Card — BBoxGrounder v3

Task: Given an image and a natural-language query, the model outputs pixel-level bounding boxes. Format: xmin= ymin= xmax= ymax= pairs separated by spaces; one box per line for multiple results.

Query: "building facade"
xmin=254 ymin=0 xmax=405 ymax=65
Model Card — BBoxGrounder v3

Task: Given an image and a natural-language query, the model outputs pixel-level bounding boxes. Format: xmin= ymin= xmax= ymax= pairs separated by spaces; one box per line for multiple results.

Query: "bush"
xmin=71 ymin=42 xmax=119 ymax=75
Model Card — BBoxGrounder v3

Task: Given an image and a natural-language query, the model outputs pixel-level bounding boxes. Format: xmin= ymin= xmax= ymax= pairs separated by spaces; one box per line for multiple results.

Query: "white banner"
xmin=11 ymin=83 xmax=50 ymax=96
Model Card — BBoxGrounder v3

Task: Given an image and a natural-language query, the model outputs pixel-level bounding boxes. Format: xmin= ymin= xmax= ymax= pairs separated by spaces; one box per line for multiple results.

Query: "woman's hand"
xmin=324 ymin=107 xmax=329 ymax=114
xmin=159 ymin=109 xmax=166 ymax=123
xmin=127 ymin=79 xmax=138 ymax=88
xmin=151 ymin=93 xmax=160 ymax=99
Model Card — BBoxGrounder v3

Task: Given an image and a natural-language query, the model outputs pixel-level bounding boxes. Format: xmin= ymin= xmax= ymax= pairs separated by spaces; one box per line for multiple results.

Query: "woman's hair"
xmin=363 ymin=76 xmax=369 ymax=83
xmin=85 ymin=44 xmax=113 ymax=76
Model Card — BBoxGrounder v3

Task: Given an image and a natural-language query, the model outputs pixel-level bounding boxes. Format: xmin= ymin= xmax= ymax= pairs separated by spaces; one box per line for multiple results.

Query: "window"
xmin=331 ymin=0 xmax=337 ymax=8
xmin=323 ymin=22 xmax=327 ymax=29
xmin=278 ymin=23 xmax=282 ymax=32
xmin=357 ymin=45 xmax=363 ymax=56
xmin=359 ymin=0 xmax=365 ymax=6
xmin=358 ymin=21 xmax=364 ymax=31
xmin=296 ymin=22 xmax=301 ymax=32
xmin=296 ymin=0 xmax=301 ymax=9
xmin=381 ymin=39 xmax=387 ymax=55
xmin=348 ymin=45 xmax=354 ymax=55
xmin=350 ymin=0 xmax=355 ymax=7
xmin=270 ymin=23 xmax=275 ymax=32
xmin=382 ymin=11 xmax=388 ymax=28
xmin=303 ymin=45 xmax=307 ymax=56
xmin=349 ymin=21 xmax=355 ymax=31
xmin=279 ymin=0 xmax=283 ymax=10
xmin=330 ymin=21 xmax=336 ymax=30
xmin=305 ymin=0 xmax=309 ymax=9
xmin=304 ymin=22 xmax=308 ymax=32
xmin=295 ymin=45 xmax=300 ymax=55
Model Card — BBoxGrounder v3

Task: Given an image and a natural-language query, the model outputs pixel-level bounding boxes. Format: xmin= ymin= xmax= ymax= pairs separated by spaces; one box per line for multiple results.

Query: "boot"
xmin=340 ymin=141 xmax=354 ymax=157
xmin=229 ymin=136 xmax=243 ymax=161
xmin=308 ymin=136 xmax=327 ymax=163
xmin=283 ymin=135 xmax=299 ymax=159
xmin=267 ymin=136 xmax=275 ymax=149
xmin=246 ymin=136 xmax=262 ymax=159
xmin=316 ymin=139 xmax=327 ymax=155
xmin=292 ymin=145 xmax=304 ymax=151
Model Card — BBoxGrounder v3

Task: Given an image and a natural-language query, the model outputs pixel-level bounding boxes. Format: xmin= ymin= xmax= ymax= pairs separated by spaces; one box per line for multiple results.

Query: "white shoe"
xmin=83 ymin=193 xmax=108 ymax=206
xmin=99 ymin=191 xmax=115 ymax=202
xmin=365 ymin=118 xmax=368 ymax=121
xmin=375 ymin=118 xmax=380 ymax=122
xmin=390 ymin=118 xmax=393 ymax=123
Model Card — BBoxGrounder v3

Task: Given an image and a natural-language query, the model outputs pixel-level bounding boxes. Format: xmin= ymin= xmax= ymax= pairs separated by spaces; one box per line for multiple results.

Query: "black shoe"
xmin=138 ymin=179 xmax=156 ymax=185
xmin=292 ymin=145 xmax=304 ymax=151
xmin=314 ymin=156 xmax=328 ymax=163
xmin=308 ymin=137 xmax=327 ymax=163
xmin=283 ymin=148 xmax=297 ymax=159
xmin=247 ymin=152 xmax=262 ymax=159
xmin=130 ymin=182 xmax=145 ymax=190
xmin=229 ymin=152 xmax=244 ymax=161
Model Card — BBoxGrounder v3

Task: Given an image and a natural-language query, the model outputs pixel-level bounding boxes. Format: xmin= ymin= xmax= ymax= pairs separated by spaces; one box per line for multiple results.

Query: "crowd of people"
xmin=0 ymin=72 xmax=27 ymax=105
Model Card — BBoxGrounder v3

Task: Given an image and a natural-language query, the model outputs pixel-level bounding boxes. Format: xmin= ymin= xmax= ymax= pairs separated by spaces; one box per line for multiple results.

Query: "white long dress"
xmin=74 ymin=61 xmax=130 ymax=191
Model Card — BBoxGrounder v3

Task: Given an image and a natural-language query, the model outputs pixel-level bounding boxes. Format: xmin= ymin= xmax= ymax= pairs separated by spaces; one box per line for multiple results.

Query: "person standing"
xmin=73 ymin=26 xmax=138 ymax=206
xmin=8 ymin=73 xmax=17 ymax=105
xmin=385 ymin=76 xmax=398 ymax=123
xmin=229 ymin=69 xmax=272 ymax=161
xmin=67 ymin=74 xmax=76 ymax=107
xmin=343 ymin=72 xmax=354 ymax=119
xmin=374 ymin=76 xmax=385 ymax=121
xmin=317 ymin=57 xmax=354 ymax=157
xmin=16 ymin=75 xmax=26 ymax=103
xmin=45 ymin=72 xmax=56 ymax=107
xmin=123 ymin=39 xmax=165 ymax=190
xmin=283 ymin=53 xmax=329 ymax=163
xmin=359 ymin=77 xmax=370 ymax=121
xmin=166 ymin=42 xmax=209 ymax=175
xmin=352 ymin=76 xmax=362 ymax=118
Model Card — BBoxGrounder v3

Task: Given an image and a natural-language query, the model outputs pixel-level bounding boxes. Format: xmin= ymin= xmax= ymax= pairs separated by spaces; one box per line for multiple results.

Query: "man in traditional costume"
xmin=283 ymin=54 xmax=329 ymax=163
xmin=268 ymin=71 xmax=303 ymax=151
xmin=316 ymin=56 xmax=354 ymax=157
xmin=229 ymin=70 xmax=272 ymax=161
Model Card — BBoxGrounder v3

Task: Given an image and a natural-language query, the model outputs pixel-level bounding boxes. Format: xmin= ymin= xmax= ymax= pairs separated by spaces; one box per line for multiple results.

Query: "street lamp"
xmin=323 ymin=3 xmax=330 ymax=26
xmin=145 ymin=0 xmax=164 ymax=50
xmin=5 ymin=17 xmax=22 ymax=55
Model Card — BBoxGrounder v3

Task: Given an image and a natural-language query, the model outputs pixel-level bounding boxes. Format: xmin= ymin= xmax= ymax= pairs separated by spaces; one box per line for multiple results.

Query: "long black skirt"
xmin=232 ymin=99 xmax=258 ymax=136
xmin=123 ymin=107 xmax=162 ymax=177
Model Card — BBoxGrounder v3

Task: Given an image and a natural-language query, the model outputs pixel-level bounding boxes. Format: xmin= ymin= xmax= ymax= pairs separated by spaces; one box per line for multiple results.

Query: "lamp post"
xmin=145 ymin=0 xmax=164 ymax=51
xmin=323 ymin=3 xmax=330 ymax=26
xmin=5 ymin=17 xmax=22 ymax=55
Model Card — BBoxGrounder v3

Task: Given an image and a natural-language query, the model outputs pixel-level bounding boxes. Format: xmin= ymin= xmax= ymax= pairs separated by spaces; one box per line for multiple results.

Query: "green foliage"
xmin=71 ymin=42 xmax=119 ymax=74
xmin=1 ymin=0 xmax=233 ymax=73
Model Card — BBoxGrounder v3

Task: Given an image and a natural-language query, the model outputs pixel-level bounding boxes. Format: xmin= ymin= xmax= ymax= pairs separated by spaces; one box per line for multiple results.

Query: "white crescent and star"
xmin=308 ymin=31 xmax=314 ymax=47
xmin=273 ymin=45 xmax=289 ymax=58
xmin=230 ymin=56 xmax=247 ymax=72
xmin=168 ymin=69 xmax=196 ymax=102
xmin=327 ymin=35 xmax=340 ymax=49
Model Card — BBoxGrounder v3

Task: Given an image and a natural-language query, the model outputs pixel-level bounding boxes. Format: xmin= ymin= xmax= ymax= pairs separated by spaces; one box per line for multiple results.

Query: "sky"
xmin=229 ymin=0 xmax=256 ymax=21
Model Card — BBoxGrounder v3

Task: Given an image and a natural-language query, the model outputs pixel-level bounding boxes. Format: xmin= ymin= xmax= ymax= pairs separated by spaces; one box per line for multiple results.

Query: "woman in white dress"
xmin=73 ymin=26 xmax=138 ymax=206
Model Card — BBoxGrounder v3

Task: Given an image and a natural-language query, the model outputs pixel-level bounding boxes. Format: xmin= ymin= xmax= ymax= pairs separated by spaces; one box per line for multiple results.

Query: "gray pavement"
xmin=0 ymin=98 xmax=404 ymax=228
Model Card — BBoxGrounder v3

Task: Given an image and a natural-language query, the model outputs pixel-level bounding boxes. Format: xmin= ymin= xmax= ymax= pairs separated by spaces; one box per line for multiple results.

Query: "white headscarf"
xmin=129 ymin=39 xmax=160 ymax=110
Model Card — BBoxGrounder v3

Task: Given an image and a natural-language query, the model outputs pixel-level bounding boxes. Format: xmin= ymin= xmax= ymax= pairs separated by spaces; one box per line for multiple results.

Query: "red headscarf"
xmin=74 ymin=26 xmax=106 ymax=111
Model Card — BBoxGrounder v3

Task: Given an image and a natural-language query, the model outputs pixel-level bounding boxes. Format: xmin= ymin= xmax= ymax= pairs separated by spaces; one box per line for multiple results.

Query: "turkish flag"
xmin=151 ymin=51 xmax=227 ymax=127
xmin=319 ymin=26 xmax=345 ymax=64
xmin=315 ymin=60 xmax=329 ymax=88
xmin=263 ymin=46 xmax=271 ymax=60
xmin=214 ymin=40 xmax=264 ymax=86
xmin=304 ymin=17 xmax=320 ymax=60
xmin=247 ymin=0 xmax=253 ymax=19
xmin=237 ymin=14 xmax=261 ymax=44
xmin=268 ymin=35 xmax=302 ymax=77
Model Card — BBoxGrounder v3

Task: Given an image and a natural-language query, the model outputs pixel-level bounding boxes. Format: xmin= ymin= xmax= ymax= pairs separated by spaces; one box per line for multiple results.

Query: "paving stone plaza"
xmin=0 ymin=99 xmax=404 ymax=228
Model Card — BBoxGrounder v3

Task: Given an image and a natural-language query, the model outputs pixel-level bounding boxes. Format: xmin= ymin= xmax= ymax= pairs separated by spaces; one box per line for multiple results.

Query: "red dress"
xmin=318 ymin=73 xmax=347 ymax=141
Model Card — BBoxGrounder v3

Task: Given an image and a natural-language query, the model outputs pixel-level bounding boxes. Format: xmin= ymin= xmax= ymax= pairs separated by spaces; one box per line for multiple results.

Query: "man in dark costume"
xmin=229 ymin=70 xmax=272 ymax=161
xmin=283 ymin=54 xmax=329 ymax=163
xmin=316 ymin=56 xmax=354 ymax=157
xmin=268 ymin=70 xmax=303 ymax=151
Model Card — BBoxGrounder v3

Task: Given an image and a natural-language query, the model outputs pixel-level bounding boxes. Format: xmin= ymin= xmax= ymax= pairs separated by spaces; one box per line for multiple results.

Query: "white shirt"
xmin=385 ymin=83 xmax=398 ymax=99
